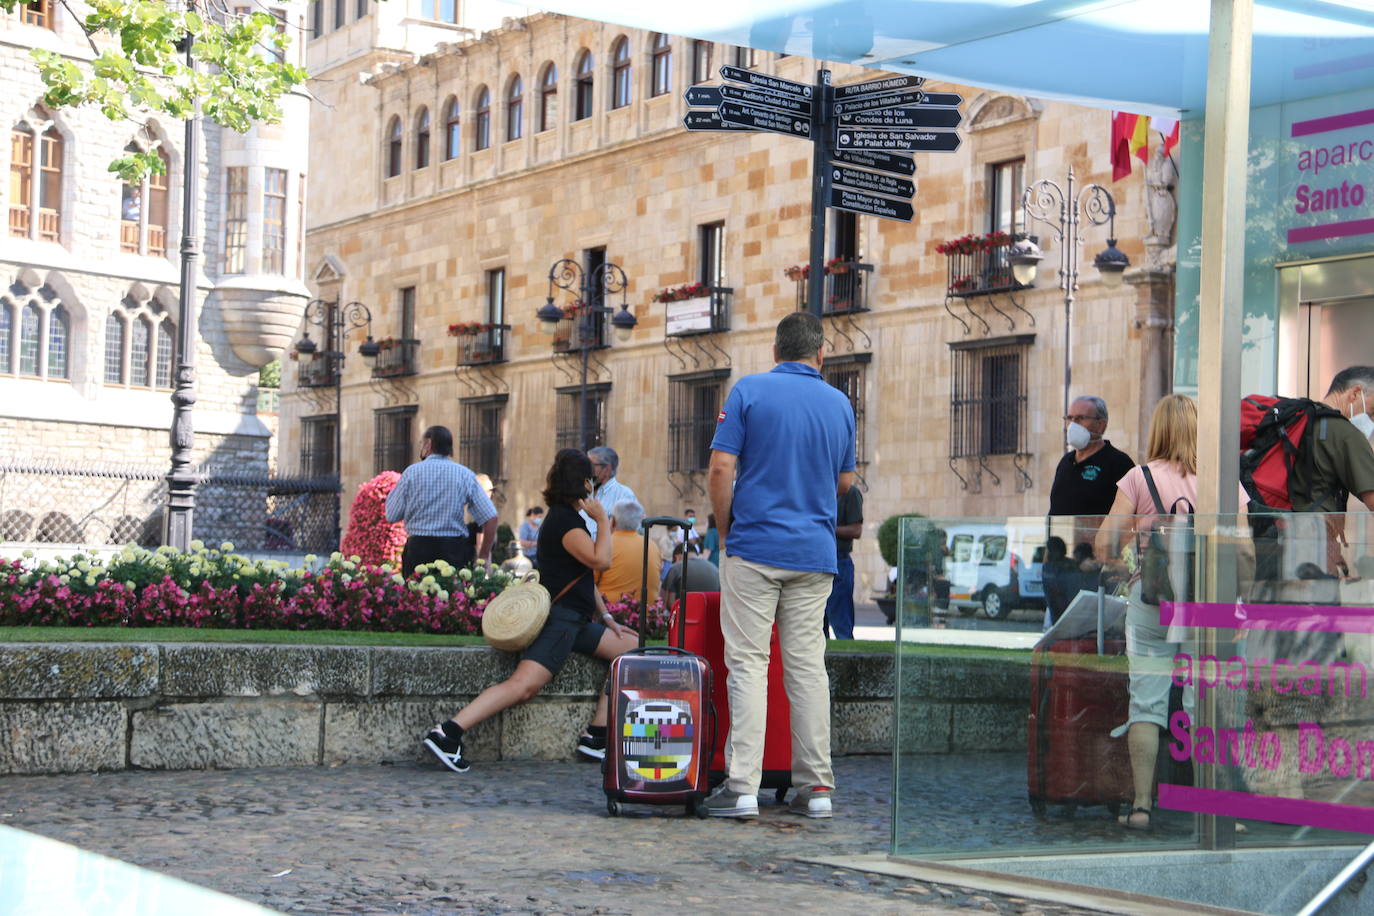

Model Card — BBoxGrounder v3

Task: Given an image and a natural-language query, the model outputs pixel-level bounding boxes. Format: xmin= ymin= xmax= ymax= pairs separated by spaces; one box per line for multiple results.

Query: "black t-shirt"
xmin=836 ymin=487 xmax=864 ymax=556
xmin=536 ymin=504 xmax=598 ymax=619
xmin=1048 ymin=441 xmax=1135 ymax=517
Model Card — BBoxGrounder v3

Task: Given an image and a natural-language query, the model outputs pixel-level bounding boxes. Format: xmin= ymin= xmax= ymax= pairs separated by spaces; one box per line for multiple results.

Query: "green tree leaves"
xmin=4 ymin=0 xmax=308 ymax=179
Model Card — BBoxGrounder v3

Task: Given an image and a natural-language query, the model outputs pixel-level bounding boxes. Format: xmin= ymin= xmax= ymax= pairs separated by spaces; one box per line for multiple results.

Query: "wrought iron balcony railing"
xmin=792 ymin=262 xmax=874 ymax=314
xmin=456 ymin=325 xmax=511 ymax=366
xmin=371 ymin=339 xmax=421 ymax=379
xmin=552 ymin=312 xmax=609 ymax=353
xmin=943 ymin=244 xmax=1024 ymax=298
xmin=296 ymin=353 xmax=339 ymax=388
xmin=664 ymin=286 xmax=732 ymax=337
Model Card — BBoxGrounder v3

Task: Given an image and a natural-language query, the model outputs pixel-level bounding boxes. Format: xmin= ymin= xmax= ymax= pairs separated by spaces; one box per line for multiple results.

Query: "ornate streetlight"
xmin=1008 ymin=166 xmax=1130 ymax=420
xmin=536 ymin=258 xmax=638 ymax=452
xmin=294 ymin=298 xmax=379 ymax=546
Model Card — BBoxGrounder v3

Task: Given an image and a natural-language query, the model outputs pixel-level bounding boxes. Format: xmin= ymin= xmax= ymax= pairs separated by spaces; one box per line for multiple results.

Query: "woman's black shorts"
xmin=521 ymin=603 xmax=606 ymax=675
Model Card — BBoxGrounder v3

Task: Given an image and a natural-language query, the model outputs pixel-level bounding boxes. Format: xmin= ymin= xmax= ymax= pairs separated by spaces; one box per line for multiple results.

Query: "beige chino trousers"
xmin=719 ymin=553 xmax=835 ymax=796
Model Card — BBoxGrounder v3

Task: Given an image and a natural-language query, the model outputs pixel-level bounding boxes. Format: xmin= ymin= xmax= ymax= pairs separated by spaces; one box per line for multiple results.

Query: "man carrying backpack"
xmin=1292 ymin=366 xmax=1374 ymax=514
xmin=1242 ymin=366 xmax=1374 ymax=579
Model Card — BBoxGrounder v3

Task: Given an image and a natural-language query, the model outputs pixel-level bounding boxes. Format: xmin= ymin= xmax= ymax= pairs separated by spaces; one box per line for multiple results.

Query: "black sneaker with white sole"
xmin=576 ymin=733 xmax=607 ymax=760
xmin=423 ymin=725 xmax=470 ymax=773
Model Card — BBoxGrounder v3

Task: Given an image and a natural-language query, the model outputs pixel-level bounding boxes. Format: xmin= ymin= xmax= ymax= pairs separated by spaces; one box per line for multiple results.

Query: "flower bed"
xmin=0 ymin=544 xmax=671 ymax=638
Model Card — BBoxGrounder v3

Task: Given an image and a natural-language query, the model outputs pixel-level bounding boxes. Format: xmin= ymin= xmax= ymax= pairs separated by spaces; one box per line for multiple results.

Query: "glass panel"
xmin=104 ymin=313 xmax=124 ymax=384
xmin=414 ymin=108 xmax=430 ymax=168
xmin=506 ymin=77 xmax=522 ymax=142
xmin=262 ymin=167 xmax=287 ymax=273
xmin=18 ymin=305 xmax=38 ymax=376
xmin=223 ymin=167 xmax=247 ymax=273
xmin=156 ymin=320 xmax=174 ymax=388
xmin=444 ymin=99 xmax=460 ymax=158
xmin=9 ymin=127 xmax=32 ymax=237
xmin=46 ymin=305 xmax=66 ymax=379
xmin=0 ymin=305 xmax=11 ymax=372
xmin=131 ymin=316 xmax=150 ymax=387
xmin=892 ymin=511 xmax=1374 ymax=913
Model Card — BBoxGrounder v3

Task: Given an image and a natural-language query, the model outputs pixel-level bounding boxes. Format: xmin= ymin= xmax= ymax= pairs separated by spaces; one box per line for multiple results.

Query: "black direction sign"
xmin=838 ymin=106 xmax=963 ymax=130
xmin=830 ymin=165 xmax=915 ymax=199
xmin=919 ymin=92 xmax=963 ymax=107
xmin=720 ymin=83 xmax=812 ymax=116
xmin=830 ymin=187 xmax=914 ymax=222
xmin=835 ymin=74 xmax=925 ymax=99
xmin=836 ymin=128 xmax=962 ymax=152
xmin=684 ymin=86 xmax=723 ymax=107
xmin=683 ymin=111 xmax=753 ymax=132
xmin=832 ymin=147 xmax=916 ymax=176
xmin=719 ymin=64 xmax=812 ymax=99
xmin=833 ymin=89 xmax=926 ymax=117
xmin=718 ymin=101 xmax=811 ymax=138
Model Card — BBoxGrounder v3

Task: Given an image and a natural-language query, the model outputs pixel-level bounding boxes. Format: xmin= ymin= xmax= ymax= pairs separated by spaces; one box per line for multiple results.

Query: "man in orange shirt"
xmin=596 ymin=499 xmax=659 ymax=606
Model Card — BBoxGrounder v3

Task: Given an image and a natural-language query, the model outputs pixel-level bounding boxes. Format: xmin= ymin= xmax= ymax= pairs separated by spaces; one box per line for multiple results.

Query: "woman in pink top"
xmin=1097 ymin=395 xmax=1247 ymax=831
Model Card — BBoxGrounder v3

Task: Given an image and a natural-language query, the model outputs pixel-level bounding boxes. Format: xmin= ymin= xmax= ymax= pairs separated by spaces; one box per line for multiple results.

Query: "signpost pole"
xmin=806 ymin=69 xmax=832 ymax=319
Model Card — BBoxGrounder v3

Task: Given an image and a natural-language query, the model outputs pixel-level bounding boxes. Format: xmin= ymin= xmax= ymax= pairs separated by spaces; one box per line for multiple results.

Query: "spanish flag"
xmin=1111 ymin=111 xmax=1150 ymax=181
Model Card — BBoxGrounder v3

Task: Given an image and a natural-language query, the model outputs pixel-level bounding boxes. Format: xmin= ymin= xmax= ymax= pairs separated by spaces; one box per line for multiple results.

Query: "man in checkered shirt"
xmin=385 ymin=425 xmax=498 ymax=575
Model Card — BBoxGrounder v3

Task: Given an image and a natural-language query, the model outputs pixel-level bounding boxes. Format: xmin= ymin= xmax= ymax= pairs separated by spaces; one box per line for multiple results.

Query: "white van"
xmin=943 ymin=523 xmax=1045 ymax=620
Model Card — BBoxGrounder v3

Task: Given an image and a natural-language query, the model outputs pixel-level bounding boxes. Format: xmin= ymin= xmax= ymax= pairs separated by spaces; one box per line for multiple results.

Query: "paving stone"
xmin=0 ymin=644 xmax=157 ymax=699
xmin=130 ymin=700 xmax=321 ymax=769
xmin=0 ymin=701 xmax=126 ymax=774
xmin=158 ymin=645 xmax=368 ymax=698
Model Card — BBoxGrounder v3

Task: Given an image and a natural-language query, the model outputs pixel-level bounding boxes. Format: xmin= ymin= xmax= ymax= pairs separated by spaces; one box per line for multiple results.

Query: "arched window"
xmin=443 ymin=96 xmax=460 ymax=160
xmin=131 ymin=315 xmax=151 ymax=387
xmin=385 ymin=116 xmax=402 ymax=178
xmin=46 ymin=304 xmax=67 ymax=379
xmin=538 ymin=63 xmax=558 ymax=132
xmin=0 ymin=305 xmax=10 ymax=374
xmin=121 ymin=137 xmax=170 ymax=257
xmin=650 ymin=33 xmax=672 ymax=97
xmin=506 ymin=76 xmax=523 ymax=142
xmin=104 ymin=312 xmax=125 ymax=384
xmin=414 ymin=107 xmax=430 ymax=169
xmin=156 ymin=318 xmax=175 ymax=388
xmin=9 ymin=114 xmax=63 ymax=242
xmin=574 ymin=51 xmax=594 ymax=121
xmin=474 ymin=87 xmax=491 ymax=150
xmin=37 ymin=125 xmax=61 ymax=241
xmin=18 ymin=304 xmax=39 ymax=376
xmin=9 ymin=124 xmax=33 ymax=238
xmin=611 ymin=37 xmax=631 ymax=109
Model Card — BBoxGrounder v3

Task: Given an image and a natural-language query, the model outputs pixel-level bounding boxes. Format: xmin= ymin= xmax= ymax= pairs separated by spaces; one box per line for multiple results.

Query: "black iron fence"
xmin=792 ymin=262 xmax=874 ymax=314
xmin=0 ymin=463 xmax=338 ymax=552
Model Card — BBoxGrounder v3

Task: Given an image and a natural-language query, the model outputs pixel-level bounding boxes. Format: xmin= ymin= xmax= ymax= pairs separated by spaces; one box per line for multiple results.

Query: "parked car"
xmin=943 ymin=524 xmax=1046 ymax=620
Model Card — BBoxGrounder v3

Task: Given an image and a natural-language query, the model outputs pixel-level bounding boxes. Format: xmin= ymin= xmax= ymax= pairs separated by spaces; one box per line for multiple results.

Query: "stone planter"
xmin=214 ymin=278 xmax=312 ymax=368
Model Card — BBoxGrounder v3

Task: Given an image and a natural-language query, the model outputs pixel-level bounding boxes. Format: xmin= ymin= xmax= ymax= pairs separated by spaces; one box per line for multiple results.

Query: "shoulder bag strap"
xmin=1141 ymin=465 xmax=1167 ymax=515
xmin=550 ymin=571 xmax=588 ymax=605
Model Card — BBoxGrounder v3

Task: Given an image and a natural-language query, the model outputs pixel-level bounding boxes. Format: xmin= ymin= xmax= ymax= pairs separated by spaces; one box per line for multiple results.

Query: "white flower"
xmin=458 ymin=568 xmax=473 ymax=581
xmin=348 ymin=554 xmax=361 ymax=564
xmin=340 ymin=573 xmax=351 ymax=584
xmin=84 ymin=574 xmax=97 ymax=587
xmin=20 ymin=549 xmax=33 ymax=559
xmin=464 ymin=586 xmax=475 ymax=598
xmin=58 ymin=575 xmax=70 ymax=584
xmin=189 ymin=539 xmax=205 ymax=551
xmin=391 ymin=574 xmax=405 ymax=586
xmin=124 ymin=580 xmax=136 ymax=590
xmin=303 ymin=554 xmax=317 ymax=564
xmin=436 ymin=589 xmax=449 ymax=602
xmin=421 ymin=575 xmax=436 ymax=587
xmin=220 ymin=541 xmax=234 ymax=552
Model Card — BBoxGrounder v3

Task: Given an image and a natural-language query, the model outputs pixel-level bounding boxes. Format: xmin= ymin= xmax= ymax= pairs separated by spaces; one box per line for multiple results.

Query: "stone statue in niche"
xmin=1145 ymin=144 xmax=1179 ymax=250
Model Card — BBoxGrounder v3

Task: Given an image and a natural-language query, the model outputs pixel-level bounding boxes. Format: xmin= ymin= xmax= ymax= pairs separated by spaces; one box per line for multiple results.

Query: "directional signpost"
xmin=683 ymin=67 xmax=964 ymax=315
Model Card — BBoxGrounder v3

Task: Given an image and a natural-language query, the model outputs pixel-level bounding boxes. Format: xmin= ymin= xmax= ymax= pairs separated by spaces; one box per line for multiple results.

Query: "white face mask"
xmin=1351 ymin=392 xmax=1374 ymax=439
xmin=1066 ymin=421 xmax=1094 ymax=451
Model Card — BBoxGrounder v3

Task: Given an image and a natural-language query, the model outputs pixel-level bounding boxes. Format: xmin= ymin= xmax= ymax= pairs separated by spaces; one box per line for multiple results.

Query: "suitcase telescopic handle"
xmin=638 ymin=516 xmax=694 ymax=649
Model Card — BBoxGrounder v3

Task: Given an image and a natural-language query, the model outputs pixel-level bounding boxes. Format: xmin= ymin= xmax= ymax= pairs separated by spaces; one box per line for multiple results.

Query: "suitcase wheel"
xmin=775 ymin=787 xmax=788 ymax=805
xmin=607 ymin=799 xmax=623 ymax=818
xmin=1028 ymin=796 xmax=1048 ymax=820
xmin=687 ymin=798 xmax=707 ymax=819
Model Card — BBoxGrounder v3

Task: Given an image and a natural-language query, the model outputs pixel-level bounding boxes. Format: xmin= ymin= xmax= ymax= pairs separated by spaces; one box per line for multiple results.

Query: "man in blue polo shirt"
xmin=703 ymin=312 xmax=855 ymax=820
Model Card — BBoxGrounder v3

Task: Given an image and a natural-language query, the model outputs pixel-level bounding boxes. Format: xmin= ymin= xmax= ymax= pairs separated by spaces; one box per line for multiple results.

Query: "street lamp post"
xmin=163 ymin=1 xmax=202 ymax=551
xmin=294 ymin=298 xmax=380 ymax=547
xmin=1008 ymin=166 xmax=1131 ymax=420
xmin=536 ymin=258 xmax=638 ymax=452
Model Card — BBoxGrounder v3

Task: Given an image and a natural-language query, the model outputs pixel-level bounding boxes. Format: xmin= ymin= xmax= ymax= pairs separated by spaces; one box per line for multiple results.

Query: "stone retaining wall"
xmin=0 ymin=644 xmax=1031 ymax=774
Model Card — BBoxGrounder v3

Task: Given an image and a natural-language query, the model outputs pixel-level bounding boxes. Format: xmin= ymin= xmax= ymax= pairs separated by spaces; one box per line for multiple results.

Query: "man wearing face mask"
xmin=1291 ymin=366 xmax=1374 ymax=514
xmin=1048 ymin=396 xmax=1136 ymax=521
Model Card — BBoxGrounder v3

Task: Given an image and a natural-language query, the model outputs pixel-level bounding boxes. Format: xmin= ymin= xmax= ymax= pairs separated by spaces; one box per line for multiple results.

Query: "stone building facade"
xmin=0 ymin=1 xmax=312 ymax=548
xmin=288 ymin=9 xmax=1175 ymax=598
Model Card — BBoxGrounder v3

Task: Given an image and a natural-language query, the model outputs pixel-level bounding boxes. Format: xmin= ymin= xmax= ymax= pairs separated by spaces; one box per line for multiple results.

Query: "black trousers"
xmin=401 ymin=535 xmax=473 ymax=577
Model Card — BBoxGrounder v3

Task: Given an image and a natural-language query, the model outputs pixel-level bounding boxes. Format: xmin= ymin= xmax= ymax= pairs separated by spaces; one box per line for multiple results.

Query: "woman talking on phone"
xmin=422 ymin=448 xmax=639 ymax=773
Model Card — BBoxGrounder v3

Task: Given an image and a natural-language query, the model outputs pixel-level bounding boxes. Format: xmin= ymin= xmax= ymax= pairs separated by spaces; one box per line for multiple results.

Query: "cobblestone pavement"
xmin=1 ymin=755 xmax=1111 ymax=916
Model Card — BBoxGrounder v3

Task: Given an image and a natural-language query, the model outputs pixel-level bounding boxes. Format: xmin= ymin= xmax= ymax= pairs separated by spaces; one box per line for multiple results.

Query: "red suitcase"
xmin=1026 ymin=635 xmax=1132 ymax=817
xmin=603 ymin=517 xmax=715 ymax=818
xmin=669 ymin=591 xmax=793 ymax=802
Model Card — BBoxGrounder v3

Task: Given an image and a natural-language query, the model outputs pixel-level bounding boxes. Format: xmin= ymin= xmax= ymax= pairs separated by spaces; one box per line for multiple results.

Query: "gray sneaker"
xmin=787 ymin=788 xmax=833 ymax=819
xmin=703 ymin=786 xmax=759 ymax=818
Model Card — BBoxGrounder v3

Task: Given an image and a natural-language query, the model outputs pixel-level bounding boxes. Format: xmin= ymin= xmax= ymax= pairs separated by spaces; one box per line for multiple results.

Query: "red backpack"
xmin=1239 ymin=395 xmax=1344 ymax=511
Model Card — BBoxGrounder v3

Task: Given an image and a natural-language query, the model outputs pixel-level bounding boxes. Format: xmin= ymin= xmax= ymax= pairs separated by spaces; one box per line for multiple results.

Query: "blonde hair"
xmin=1145 ymin=394 xmax=1197 ymax=475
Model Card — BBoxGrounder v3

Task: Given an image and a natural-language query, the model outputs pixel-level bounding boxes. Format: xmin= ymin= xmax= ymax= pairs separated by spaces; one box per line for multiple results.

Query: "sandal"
xmin=1118 ymin=807 xmax=1152 ymax=831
